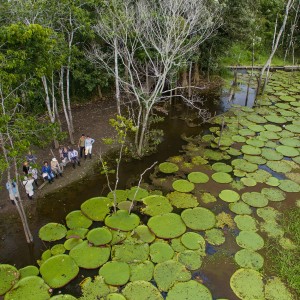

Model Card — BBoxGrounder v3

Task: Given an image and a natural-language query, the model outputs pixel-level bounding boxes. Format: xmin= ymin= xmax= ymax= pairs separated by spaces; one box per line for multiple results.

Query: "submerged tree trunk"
xmin=193 ymin=61 xmax=201 ymax=85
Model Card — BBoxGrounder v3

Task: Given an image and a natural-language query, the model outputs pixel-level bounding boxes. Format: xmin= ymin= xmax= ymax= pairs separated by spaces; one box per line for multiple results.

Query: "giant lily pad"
xmin=243 ymin=155 xmax=266 ymax=165
xmin=79 ymin=276 xmax=110 ymax=299
xmin=148 ymin=213 xmax=186 ymax=239
xmin=261 ymin=188 xmax=286 ymax=202
xmin=4 ymin=276 xmax=50 ymax=300
xmin=127 ymin=187 xmax=149 ymax=201
xmin=19 ymin=266 xmax=39 ymax=279
xmin=279 ymin=137 xmax=300 ymax=147
xmin=181 ymin=232 xmax=206 ymax=250
xmin=167 ymin=280 xmax=212 ymax=300
xmin=276 ymin=145 xmax=299 ymax=157
xmin=50 ymin=295 xmax=77 ymax=300
xmin=134 ymin=225 xmax=155 ymax=243
xmin=230 ymin=268 xmax=264 ymax=299
xmin=99 ymin=261 xmax=130 ymax=286
xmin=285 ymin=124 xmax=300 ymax=133
xmin=261 ymin=148 xmax=283 ymax=161
xmin=246 ymin=169 xmax=272 ymax=183
xmin=87 ymin=227 xmax=112 ymax=246
xmin=166 ymin=192 xmax=198 ymax=208
xmin=40 ymin=254 xmax=79 ymax=288
xmin=240 ymin=177 xmax=257 ymax=187
xmin=112 ymin=239 xmax=149 ymax=263
xmin=149 ymin=242 xmax=174 ymax=263
xmin=265 ymin=277 xmax=293 ymax=300
xmin=242 ymin=192 xmax=269 ymax=208
xmin=64 ymin=238 xmax=83 ymax=251
xmin=234 ymin=215 xmax=258 ymax=232
xmin=229 ymin=201 xmax=252 ymax=215
xmin=265 ymin=115 xmax=287 ymax=124
xmin=122 ymin=280 xmax=163 ymax=300
xmin=153 ymin=260 xmax=191 ymax=292
xmin=105 ymin=210 xmax=140 ymax=231
xmin=211 ymin=172 xmax=233 ymax=183
xmin=39 ymin=223 xmax=67 ymax=242
xmin=159 ymin=162 xmax=179 ymax=174
xmin=65 ymin=210 xmax=92 ymax=229
xmin=234 ymin=249 xmax=264 ymax=270
xmin=232 ymin=159 xmax=258 ymax=172
xmin=66 ymin=228 xmax=88 ymax=239
xmin=212 ymin=163 xmax=233 ymax=173
xmin=260 ymin=222 xmax=284 ymax=238
xmin=278 ymin=180 xmax=300 ymax=192
xmin=257 ymin=207 xmax=281 ymax=222
xmin=50 ymin=244 xmax=65 ymax=256
xmin=142 ymin=195 xmax=173 ymax=216
xmin=187 ymin=172 xmax=209 ymax=183
xmin=69 ymin=240 xmax=110 ymax=269
xmin=81 ymin=197 xmax=112 ymax=221
xmin=107 ymin=189 xmax=128 ymax=203
xmin=178 ymin=250 xmax=203 ymax=270
xmin=205 ymin=228 xmax=225 ymax=246
xmin=266 ymin=161 xmax=292 ymax=173
xmin=129 ymin=261 xmax=154 ymax=282
xmin=241 ymin=145 xmax=261 ymax=155
xmin=0 ymin=264 xmax=19 ymax=295
xmin=246 ymin=114 xmax=267 ymax=124
xmin=219 ymin=190 xmax=240 ymax=202
xmin=172 ymin=180 xmax=195 ymax=192
xmin=181 ymin=207 xmax=216 ymax=230
xmin=236 ymin=231 xmax=264 ymax=251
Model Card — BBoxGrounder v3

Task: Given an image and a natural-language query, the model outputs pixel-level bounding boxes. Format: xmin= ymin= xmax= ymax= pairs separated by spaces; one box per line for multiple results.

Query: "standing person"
xmin=51 ymin=158 xmax=63 ymax=177
xmin=84 ymin=135 xmax=95 ymax=159
xmin=42 ymin=161 xmax=55 ymax=184
xmin=78 ymin=134 xmax=86 ymax=158
xmin=23 ymin=161 xmax=30 ymax=175
xmin=22 ymin=175 xmax=35 ymax=200
xmin=68 ymin=147 xmax=80 ymax=168
xmin=28 ymin=166 xmax=39 ymax=187
xmin=6 ymin=180 xmax=19 ymax=205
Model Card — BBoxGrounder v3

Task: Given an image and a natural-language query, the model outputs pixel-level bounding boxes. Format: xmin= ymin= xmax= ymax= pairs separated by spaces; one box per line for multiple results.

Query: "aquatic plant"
xmin=81 ymin=197 xmax=112 ymax=221
xmin=99 ymin=261 xmax=130 ymax=285
xmin=142 ymin=195 xmax=173 ymax=216
xmin=172 ymin=179 xmax=195 ymax=192
xmin=105 ymin=210 xmax=140 ymax=231
xmin=234 ymin=249 xmax=264 ymax=270
xmin=166 ymin=191 xmax=199 ymax=208
xmin=158 ymin=162 xmax=179 ymax=174
xmin=39 ymin=223 xmax=67 ymax=242
xmin=0 ymin=264 xmax=19 ymax=295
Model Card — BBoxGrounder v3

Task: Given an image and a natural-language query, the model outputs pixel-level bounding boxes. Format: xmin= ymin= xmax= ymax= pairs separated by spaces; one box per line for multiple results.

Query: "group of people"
xmin=6 ymin=134 xmax=95 ymax=204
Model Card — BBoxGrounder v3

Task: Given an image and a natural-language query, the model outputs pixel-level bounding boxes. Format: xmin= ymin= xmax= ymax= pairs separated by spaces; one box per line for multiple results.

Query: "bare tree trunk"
xmin=246 ymin=39 xmax=255 ymax=106
xmin=60 ymin=67 xmax=75 ymax=144
xmin=257 ymin=0 xmax=294 ymax=96
xmin=193 ymin=61 xmax=200 ymax=85
xmin=97 ymin=85 xmax=103 ymax=99
xmin=66 ymin=63 xmax=74 ymax=133
xmin=181 ymin=67 xmax=188 ymax=87
xmin=188 ymin=62 xmax=192 ymax=99
xmin=114 ymin=37 xmax=121 ymax=115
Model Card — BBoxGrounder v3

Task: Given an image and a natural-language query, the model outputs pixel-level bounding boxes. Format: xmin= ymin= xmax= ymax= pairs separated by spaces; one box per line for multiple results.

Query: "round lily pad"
xmin=240 ymin=177 xmax=256 ymax=187
xmin=50 ymin=244 xmax=65 ymax=256
xmin=167 ymin=280 xmax=212 ymax=300
xmin=87 ymin=227 xmax=112 ymax=246
xmin=211 ymin=172 xmax=232 ymax=184
xmin=142 ymin=195 xmax=173 ymax=216
xmin=234 ymin=215 xmax=258 ymax=232
xmin=153 ymin=260 xmax=191 ymax=292
xmin=69 ymin=240 xmax=110 ymax=269
xmin=64 ymin=238 xmax=83 ymax=251
xmin=181 ymin=207 xmax=216 ymax=230
xmin=148 ymin=213 xmax=186 ymax=239
xmin=81 ymin=197 xmax=112 ymax=221
xmin=264 ymin=124 xmax=282 ymax=132
xmin=278 ymin=180 xmax=300 ymax=192
xmin=242 ymin=192 xmax=268 ymax=208
xmin=129 ymin=261 xmax=154 ymax=282
xmin=261 ymin=188 xmax=286 ymax=202
xmin=127 ymin=186 xmax=149 ymax=201
xmin=246 ymin=169 xmax=272 ymax=183
xmin=39 ymin=223 xmax=67 ymax=242
xmin=117 ymin=201 xmax=131 ymax=210
xmin=112 ymin=240 xmax=149 ymax=263
xmin=246 ymin=138 xmax=265 ymax=148
xmin=265 ymin=115 xmax=287 ymax=124
xmin=229 ymin=201 xmax=252 ymax=215
xmin=266 ymin=161 xmax=292 ymax=173
xmin=167 ymin=192 xmax=198 ymax=208
xmin=239 ymin=129 xmax=255 ymax=136
xmin=276 ymin=145 xmax=299 ymax=157
xmin=257 ymin=207 xmax=281 ymax=222
xmin=234 ymin=249 xmax=264 ymax=270
xmin=172 ymin=180 xmax=195 ymax=192
xmin=278 ymin=237 xmax=297 ymax=250
xmin=248 ymin=124 xmax=266 ymax=132
xmin=105 ymin=210 xmax=140 ymax=231
xmin=266 ymin=177 xmax=280 ymax=186
xmin=65 ymin=210 xmax=93 ymax=229
xmin=212 ymin=163 xmax=233 ymax=173
xmin=219 ymin=190 xmax=240 ymax=202
xmin=230 ymin=268 xmax=264 ymax=300
xmin=122 ymin=280 xmax=163 ymax=300
xmin=243 ymin=155 xmax=266 ymax=165
xmin=236 ymin=231 xmax=264 ymax=251
xmin=134 ymin=225 xmax=155 ymax=243
xmin=187 ymin=172 xmax=209 ymax=183
xmin=40 ymin=254 xmax=79 ymax=288
xmin=50 ymin=295 xmax=77 ymax=300
xmin=178 ymin=251 xmax=203 ymax=271
xmin=181 ymin=232 xmax=206 ymax=250
xmin=66 ymin=228 xmax=88 ymax=239
xmin=99 ymin=261 xmax=130 ymax=286
xmin=159 ymin=162 xmax=179 ymax=174
xmin=285 ymin=124 xmax=300 ymax=133
xmin=110 ymin=230 xmax=127 ymax=245
xmin=265 ymin=277 xmax=293 ymax=300
xmin=232 ymin=159 xmax=258 ymax=172
xmin=205 ymin=228 xmax=225 ymax=246
xmin=246 ymin=114 xmax=267 ymax=124
xmin=260 ymin=222 xmax=284 ymax=238
xmin=279 ymin=137 xmax=300 ymax=147
xmin=150 ymin=242 xmax=174 ymax=263
xmin=261 ymin=148 xmax=283 ymax=161
xmin=107 ymin=190 xmax=128 ymax=203
xmin=4 ymin=276 xmax=50 ymax=300
xmin=241 ymin=145 xmax=261 ymax=155
xmin=19 ymin=266 xmax=39 ymax=279
xmin=0 ymin=264 xmax=19 ymax=295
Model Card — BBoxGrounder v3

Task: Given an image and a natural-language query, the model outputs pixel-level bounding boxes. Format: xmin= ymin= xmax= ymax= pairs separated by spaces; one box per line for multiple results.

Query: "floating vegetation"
xmin=212 ymin=162 xmax=233 ymax=173
xmin=264 ymin=277 xmax=294 ymax=300
xmin=278 ymin=180 xmax=300 ymax=192
xmin=205 ymin=228 xmax=225 ymax=246
xmin=158 ymin=162 xmax=179 ymax=174
xmin=261 ymin=188 xmax=286 ymax=202
xmin=219 ymin=189 xmax=240 ymax=202
xmin=38 ymin=223 xmax=67 ymax=242
xmin=172 ymin=179 xmax=195 ymax=193
xmin=181 ymin=232 xmax=206 ymax=251
xmin=0 ymin=264 xmax=19 ymax=295
xmin=149 ymin=242 xmax=174 ymax=263
xmin=127 ymin=186 xmax=149 ymax=201
xmin=81 ymin=197 xmax=112 ymax=221
xmin=99 ymin=261 xmax=130 ymax=286
xmin=65 ymin=210 xmax=93 ymax=229
xmin=234 ymin=249 xmax=264 ymax=270
xmin=134 ymin=225 xmax=155 ymax=243
xmin=242 ymin=192 xmax=269 ymax=208
xmin=201 ymin=192 xmax=217 ymax=204
xmin=87 ymin=227 xmax=112 ymax=246
xmin=187 ymin=172 xmax=209 ymax=183
xmin=129 ymin=261 xmax=154 ymax=282
xmin=260 ymin=222 xmax=284 ymax=238
xmin=105 ymin=210 xmax=140 ymax=231
xmin=236 ymin=231 xmax=264 ymax=251
xmin=211 ymin=172 xmax=233 ymax=183
xmin=229 ymin=201 xmax=252 ymax=215
xmin=178 ymin=250 xmax=203 ymax=270
xmin=122 ymin=280 xmax=163 ymax=300
xmin=142 ymin=195 xmax=173 ymax=216
xmin=166 ymin=191 xmax=199 ymax=208
xmin=216 ymin=212 xmax=235 ymax=229
xmin=234 ymin=215 xmax=258 ymax=232
xmin=181 ymin=207 xmax=216 ymax=230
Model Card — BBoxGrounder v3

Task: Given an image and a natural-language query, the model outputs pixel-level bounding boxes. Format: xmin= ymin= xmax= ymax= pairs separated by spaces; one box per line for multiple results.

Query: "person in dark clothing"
xmin=78 ymin=134 xmax=86 ymax=158
xmin=23 ymin=161 xmax=30 ymax=175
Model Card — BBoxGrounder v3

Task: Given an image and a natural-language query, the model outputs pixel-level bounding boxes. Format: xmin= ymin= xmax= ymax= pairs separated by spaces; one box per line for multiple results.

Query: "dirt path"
xmin=0 ymin=98 xmax=118 ymax=215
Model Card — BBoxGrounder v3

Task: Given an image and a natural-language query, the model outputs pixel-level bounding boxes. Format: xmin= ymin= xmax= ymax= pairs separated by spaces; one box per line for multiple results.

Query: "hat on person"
xmin=24 ymin=176 xmax=28 ymax=180
xmin=52 ymin=158 xmax=57 ymax=162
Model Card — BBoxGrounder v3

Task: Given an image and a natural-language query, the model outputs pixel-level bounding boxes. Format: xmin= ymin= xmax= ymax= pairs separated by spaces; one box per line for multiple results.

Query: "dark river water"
xmin=0 ymin=77 xmax=257 ymax=299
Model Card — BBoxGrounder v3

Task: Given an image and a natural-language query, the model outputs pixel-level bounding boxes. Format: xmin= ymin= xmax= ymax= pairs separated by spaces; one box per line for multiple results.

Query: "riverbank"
xmin=0 ymin=98 xmax=118 ymax=215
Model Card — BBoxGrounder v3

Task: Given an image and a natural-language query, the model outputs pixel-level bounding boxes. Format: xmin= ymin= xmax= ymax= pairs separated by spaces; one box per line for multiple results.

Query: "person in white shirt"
xmin=28 ymin=166 xmax=39 ymax=186
xmin=22 ymin=175 xmax=35 ymax=200
xmin=50 ymin=158 xmax=63 ymax=177
xmin=68 ymin=147 xmax=80 ymax=168
xmin=84 ymin=135 xmax=95 ymax=159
